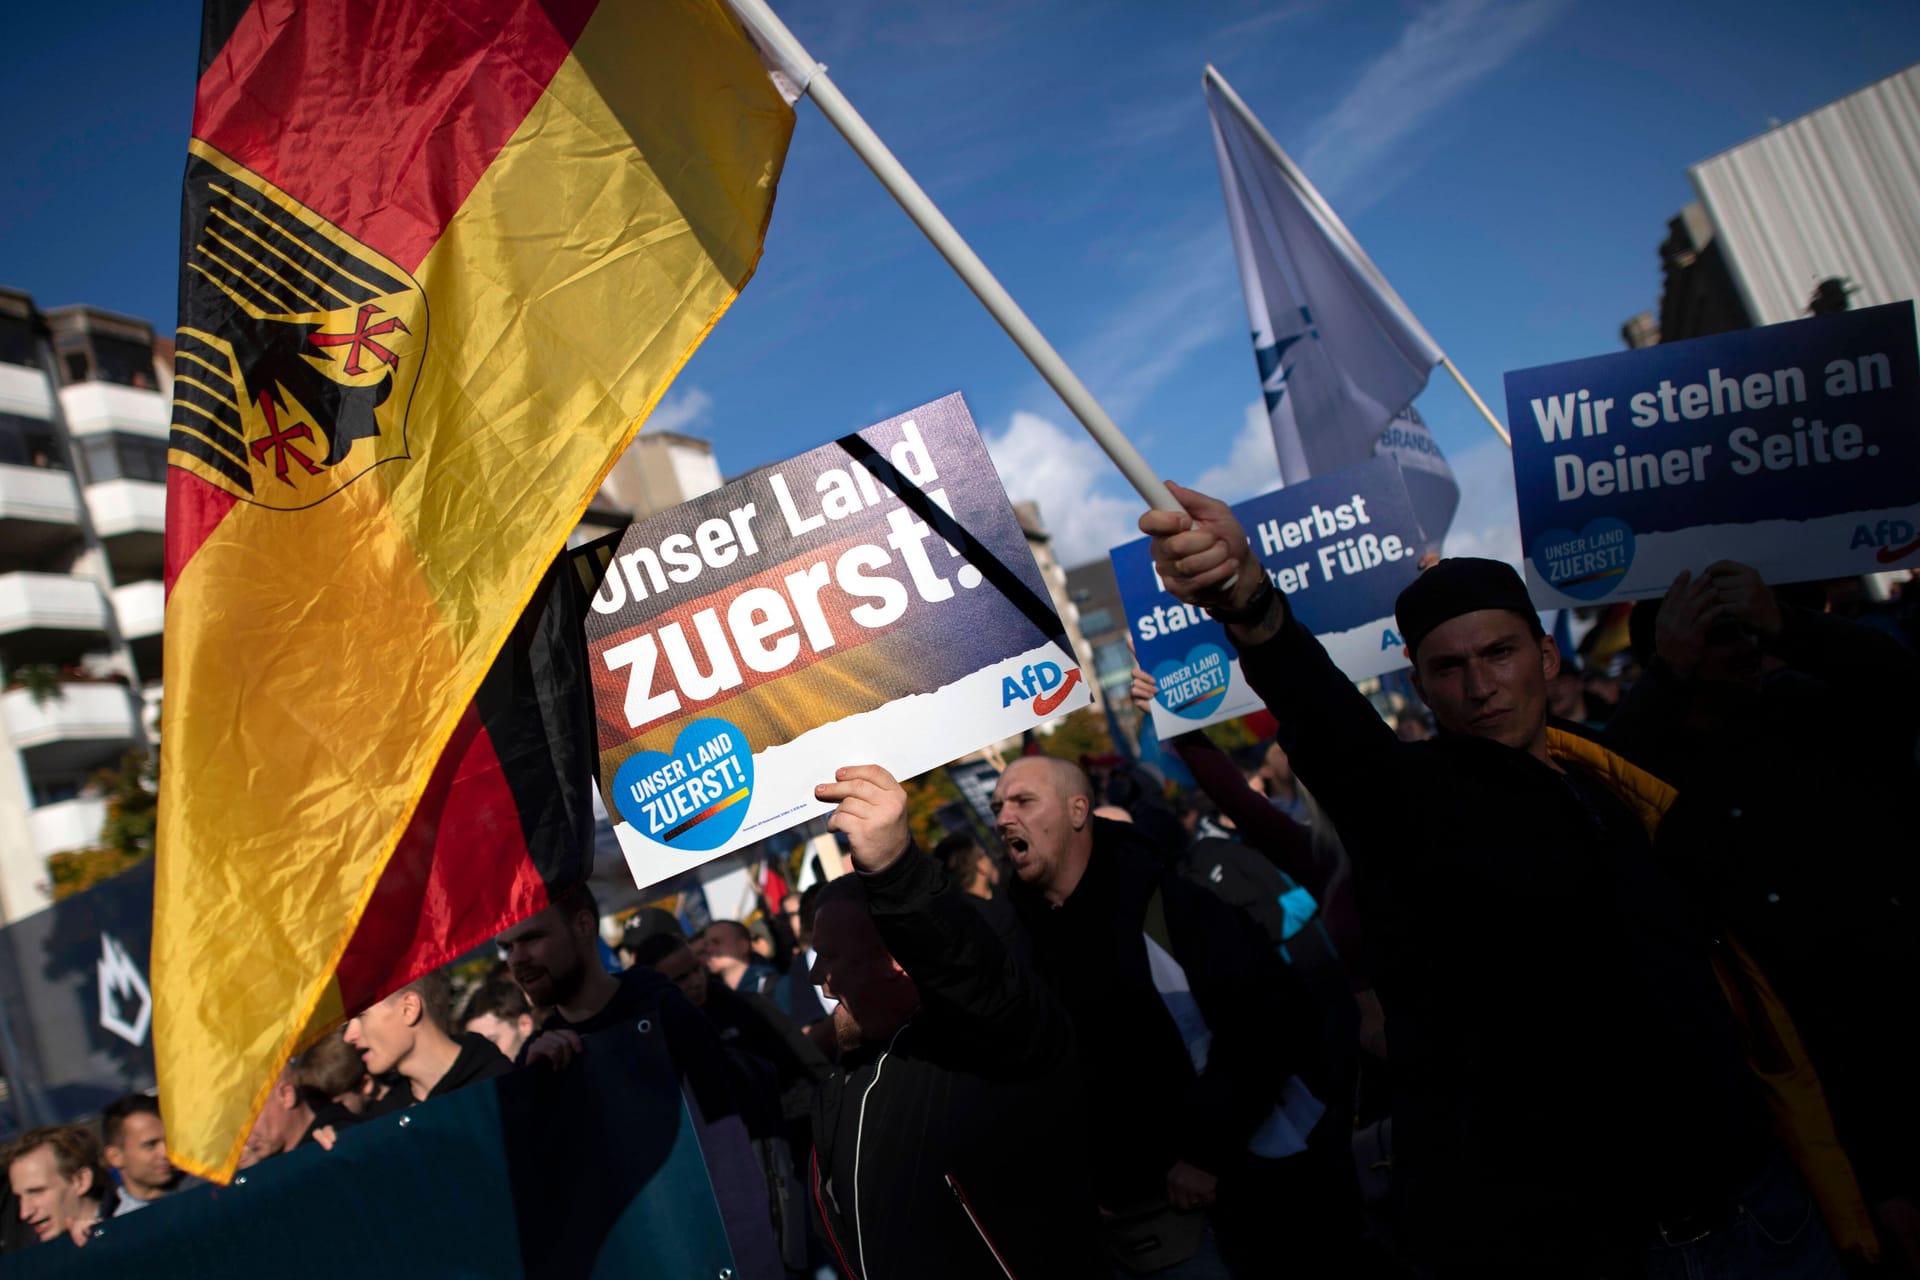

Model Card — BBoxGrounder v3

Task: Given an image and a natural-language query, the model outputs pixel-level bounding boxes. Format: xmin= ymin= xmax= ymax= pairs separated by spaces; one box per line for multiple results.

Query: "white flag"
xmin=1206 ymin=67 xmax=1458 ymax=549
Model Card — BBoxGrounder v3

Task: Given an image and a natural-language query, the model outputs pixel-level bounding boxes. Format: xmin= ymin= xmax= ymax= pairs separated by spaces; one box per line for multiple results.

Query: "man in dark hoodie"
xmin=993 ymin=754 xmax=1344 ymax=1277
xmin=1139 ymin=482 xmax=1843 ymax=1277
xmin=806 ymin=762 xmax=1106 ymax=1280
xmin=344 ymin=968 xmax=510 ymax=1112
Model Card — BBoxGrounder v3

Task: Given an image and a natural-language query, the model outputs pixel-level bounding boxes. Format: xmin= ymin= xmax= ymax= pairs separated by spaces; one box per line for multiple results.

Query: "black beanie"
xmin=1395 ymin=558 xmax=1539 ymax=660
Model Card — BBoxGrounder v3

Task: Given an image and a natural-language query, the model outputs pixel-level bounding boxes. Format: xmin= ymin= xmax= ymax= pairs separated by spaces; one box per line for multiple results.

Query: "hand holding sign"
xmin=1138 ymin=482 xmax=1256 ymax=604
xmin=1655 ymin=571 xmax=1724 ymax=677
xmin=1704 ymin=560 xmax=1782 ymax=638
xmin=816 ymin=765 xmax=911 ymax=875
xmin=1116 ymin=459 xmax=1427 ymax=737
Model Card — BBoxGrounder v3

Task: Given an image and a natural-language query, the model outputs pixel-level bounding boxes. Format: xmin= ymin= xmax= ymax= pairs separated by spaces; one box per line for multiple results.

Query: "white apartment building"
xmin=0 ymin=291 xmax=164 ymax=922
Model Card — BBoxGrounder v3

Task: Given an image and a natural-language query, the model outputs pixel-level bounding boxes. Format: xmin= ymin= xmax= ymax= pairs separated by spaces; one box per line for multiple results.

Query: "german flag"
xmin=156 ymin=0 xmax=791 ymax=1182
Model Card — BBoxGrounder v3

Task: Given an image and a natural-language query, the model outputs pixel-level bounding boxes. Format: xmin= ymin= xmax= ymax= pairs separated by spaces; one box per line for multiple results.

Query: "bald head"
xmin=991 ymin=756 xmax=1096 ymax=904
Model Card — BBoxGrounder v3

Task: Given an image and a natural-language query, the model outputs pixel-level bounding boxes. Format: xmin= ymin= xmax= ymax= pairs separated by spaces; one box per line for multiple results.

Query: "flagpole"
xmin=1438 ymin=357 xmax=1512 ymax=448
xmin=1203 ymin=65 xmax=1513 ymax=450
xmin=724 ymin=0 xmax=1180 ymax=513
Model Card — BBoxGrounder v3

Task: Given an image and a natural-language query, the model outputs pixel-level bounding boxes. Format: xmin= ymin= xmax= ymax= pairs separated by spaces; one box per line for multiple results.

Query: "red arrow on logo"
xmin=1877 ymin=535 xmax=1920 ymax=564
xmin=1033 ymin=667 xmax=1084 ymax=716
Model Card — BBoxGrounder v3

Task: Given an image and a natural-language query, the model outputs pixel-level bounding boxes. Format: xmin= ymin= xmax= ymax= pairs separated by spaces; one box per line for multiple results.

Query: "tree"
xmin=48 ymin=749 xmax=157 ymax=901
xmin=900 ymin=768 xmax=965 ymax=854
xmin=1035 ymin=706 xmax=1114 ymax=762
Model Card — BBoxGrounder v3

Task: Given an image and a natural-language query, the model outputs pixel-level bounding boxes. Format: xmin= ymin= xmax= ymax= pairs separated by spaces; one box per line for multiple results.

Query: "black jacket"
xmin=1236 ymin=613 xmax=1763 ymax=1267
xmin=430 ymin=1032 xmax=512 ymax=1098
xmin=811 ymin=847 xmax=1105 ymax=1280
xmin=1607 ymin=607 xmax=1920 ymax=1200
xmin=1011 ymin=819 xmax=1319 ymax=1208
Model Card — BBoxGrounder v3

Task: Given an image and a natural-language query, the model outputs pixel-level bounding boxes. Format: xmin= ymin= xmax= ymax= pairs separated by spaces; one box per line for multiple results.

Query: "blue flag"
xmin=1205 ymin=67 xmax=1458 ymax=551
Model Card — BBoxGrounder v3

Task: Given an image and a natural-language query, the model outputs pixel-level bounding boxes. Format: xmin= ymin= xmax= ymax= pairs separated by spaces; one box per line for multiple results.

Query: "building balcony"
xmin=0 ymin=464 xmax=81 ymax=568
xmin=115 ymin=579 xmax=166 ymax=684
xmin=26 ymin=796 xmax=106 ymax=860
xmin=84 ymin=478 xmax=165 ymax=539
xmin=0 ymin=681 xmax=140 ymax=776
xmin=0 ymin=572 xmax=107 ymax=667
xmin=85 ymin=478 xmax=166 ymax=582
xmin=59 ymin=382 xmax=169 ymax=440
xmin=112 ymin=580 xmax=164 ymax=641
xmin=0 ymin=362 xmax=54 ymax=419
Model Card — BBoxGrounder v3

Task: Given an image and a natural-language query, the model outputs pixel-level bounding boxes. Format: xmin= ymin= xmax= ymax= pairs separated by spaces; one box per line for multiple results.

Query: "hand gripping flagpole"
xmin=1202 ymin=65 xmax=1512 ymax=450
xmin=724 ymin=0 xmax=1182 ymax=514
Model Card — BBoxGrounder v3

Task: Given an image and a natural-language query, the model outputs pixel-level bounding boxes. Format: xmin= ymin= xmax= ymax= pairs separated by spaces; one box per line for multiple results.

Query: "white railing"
xmin=26 ymin=796 xmax=107 ymax=858
xmin=84 ymin=479 xmax=166 ymax=538
xmin=112 ymin=580 xmax=165 ymax=639
xmin=59 ymin=382 xmax=170 ymax=439
xmin=0 ymin=682 xmax=139 ymax=752
xmin=0 ymin=464 xmax=80 ymax=527
xmin=0 ymin=572 xmax=106 ymax=635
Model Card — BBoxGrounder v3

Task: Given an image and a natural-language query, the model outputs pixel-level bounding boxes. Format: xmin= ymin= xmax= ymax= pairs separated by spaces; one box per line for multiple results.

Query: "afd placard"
xmin=1505 ymin=301 xmax=1920 ymax=605
xmin=581 ymin=393 xmax=1087 ymax=891
xmin=1111 ymin=456 xmax=1424 ymax=739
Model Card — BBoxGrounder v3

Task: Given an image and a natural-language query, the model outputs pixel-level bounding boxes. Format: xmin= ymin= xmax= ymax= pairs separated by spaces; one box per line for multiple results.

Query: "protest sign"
xmin=1506 ymin=301 xmax=1920 ymax=605
xmin=0 ymin=861 xmax=155 ymax=1138
xmin=581 ymin=393 xmax=1087 ymax=891
xmin=1110 ymin=456 xmax=1425 ymax=738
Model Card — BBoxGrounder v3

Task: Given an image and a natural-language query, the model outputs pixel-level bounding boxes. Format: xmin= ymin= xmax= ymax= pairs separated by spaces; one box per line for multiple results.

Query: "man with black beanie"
xmin=1140 ymin=482 xmax=1842 ymax=1278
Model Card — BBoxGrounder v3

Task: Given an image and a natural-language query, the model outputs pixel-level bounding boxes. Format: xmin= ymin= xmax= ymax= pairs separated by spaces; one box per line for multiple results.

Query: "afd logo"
xmin=1252 ymin=306 xmax=1319 ymax=414
xmin=1850 ymin=519 xmax=1920 ymax=564
xmin=1000 ymin=662 xmax=1083 ymax=716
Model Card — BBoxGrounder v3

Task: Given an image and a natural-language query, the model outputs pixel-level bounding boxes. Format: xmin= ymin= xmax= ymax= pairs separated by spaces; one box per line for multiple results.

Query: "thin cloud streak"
xmin=1300 ymin=0 xmax=1565 ymax=203
xmin=1063 ymin=220 xmax=1242 ymax=423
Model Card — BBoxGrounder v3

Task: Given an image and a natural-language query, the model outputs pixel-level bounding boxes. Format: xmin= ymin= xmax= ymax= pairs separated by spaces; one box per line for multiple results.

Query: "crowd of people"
xmin=5 ymin=478 xmax=1918 ymax=1279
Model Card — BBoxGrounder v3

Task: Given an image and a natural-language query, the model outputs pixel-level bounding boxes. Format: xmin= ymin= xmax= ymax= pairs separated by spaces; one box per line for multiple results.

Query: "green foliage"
xmin=1036 ymin=706 xmax=1114 ymax=762
xmin=13 ymin=664 xmax=64 ymax=707
xmin=901 ymin=768 xmax=965 ymax=854
xmin=48 ymin=749 xmax=156 ymax=901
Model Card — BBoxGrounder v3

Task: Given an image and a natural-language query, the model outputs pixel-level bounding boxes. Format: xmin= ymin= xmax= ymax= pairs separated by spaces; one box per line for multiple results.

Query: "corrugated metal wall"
xmin=1691 ymin=64 xmax=1920 ymax=326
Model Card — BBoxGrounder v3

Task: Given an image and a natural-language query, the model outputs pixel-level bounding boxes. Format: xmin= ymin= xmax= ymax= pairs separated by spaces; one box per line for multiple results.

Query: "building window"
xmin=1077 ymin=607 xmax=1115 ymax=637
xmin=76 ymin=433 xmax=167 ymax=484
xmin=92 ymin=335 xmax=159 ymax=389
xmin=0 ymin=412 xmax=66 ymax=470
xmin=0 ymin=314 xmax=38 ymax=367
xmin=1092 ymin=639 xmax=1134 ymax=681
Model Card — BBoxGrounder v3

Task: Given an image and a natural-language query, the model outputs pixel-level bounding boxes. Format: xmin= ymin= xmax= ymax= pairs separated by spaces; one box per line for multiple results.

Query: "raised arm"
xmin=1139 ymin=482 xmax=1400 ymax=813
xmin=815 ymin=765 xmax=1068 ymax=1074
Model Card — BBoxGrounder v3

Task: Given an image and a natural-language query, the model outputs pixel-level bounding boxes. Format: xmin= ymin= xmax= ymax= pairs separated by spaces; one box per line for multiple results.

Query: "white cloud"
xmin=983 ymin=410 xmax=1145 ymax=568
xmin=1193 ymin=401 xmax=1283 ymax=501
xmin=643 ymin=385 xmax=713 ymax=435
xmin=1300 ymin=0 xmax=1565 ymax=202
xmin=1067 ymin=222 xmax=1240 ymax=422
xmin=1440 ymin=435 xmax=1523 ymax=569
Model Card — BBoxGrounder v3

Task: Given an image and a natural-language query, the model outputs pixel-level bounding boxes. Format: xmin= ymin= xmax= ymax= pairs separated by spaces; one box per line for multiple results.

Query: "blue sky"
xmin=4 ymin=0 xmax=1917 ymax=568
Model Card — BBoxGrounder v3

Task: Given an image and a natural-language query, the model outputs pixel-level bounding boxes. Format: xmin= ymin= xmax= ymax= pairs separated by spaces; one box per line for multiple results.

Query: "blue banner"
xmin=1505 ymin=301 xmax=1920 ymax=604
xmin=4 ymin=1023 xmax=733 ymax=1278
xmin=1110 ymin=457 xmax=1424 ymax=737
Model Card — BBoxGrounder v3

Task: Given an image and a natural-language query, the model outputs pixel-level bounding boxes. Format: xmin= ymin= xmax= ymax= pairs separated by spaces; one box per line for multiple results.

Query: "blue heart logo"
xmin=1530 ymin=518 xmax=1636 ymax=601
xmin=1153 ymin=643 xmax=1231 ymax=720
xmin=611 ymin=717 xmax=754 ymax=852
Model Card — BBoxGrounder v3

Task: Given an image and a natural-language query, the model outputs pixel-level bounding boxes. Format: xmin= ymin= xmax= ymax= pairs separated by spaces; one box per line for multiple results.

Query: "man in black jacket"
xmin=1613 ymin=561 xmax=1920 ymax=1267
xmin=344 ymin=968 xmax=511 ymax=1113
xmin=501 ymin=886 xmax=784 ymax=1280
xmin=806 ymin=763 xmax=1105 ymax=1280
xmin=994 ymin=754 xmax=1344 ymax=1277
xmin=1140 ymin=483 xmax=1842 ymax=1277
